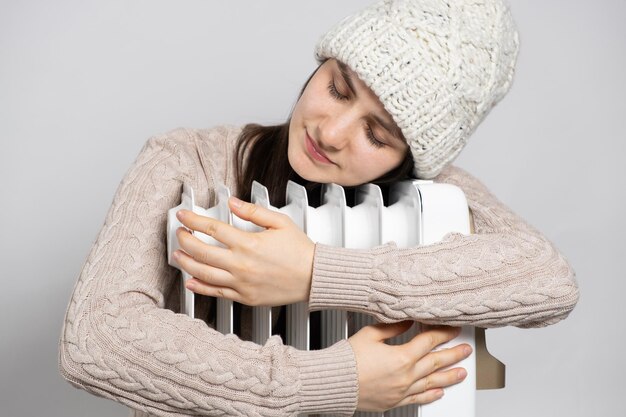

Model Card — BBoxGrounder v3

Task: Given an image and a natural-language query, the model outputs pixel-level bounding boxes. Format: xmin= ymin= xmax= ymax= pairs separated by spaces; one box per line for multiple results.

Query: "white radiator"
xmin=167 ymin=180 xmax=476 ymax=417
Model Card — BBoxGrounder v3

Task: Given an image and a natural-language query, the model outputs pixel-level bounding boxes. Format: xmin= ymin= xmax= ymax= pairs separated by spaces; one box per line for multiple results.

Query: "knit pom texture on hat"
xmin=315 ymin=0 xmax=519 ymax=179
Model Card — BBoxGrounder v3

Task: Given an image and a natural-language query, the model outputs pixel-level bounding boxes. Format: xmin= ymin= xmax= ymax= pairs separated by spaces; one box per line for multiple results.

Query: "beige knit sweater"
xmin=58 ymin=126 xmax=579 ymax=417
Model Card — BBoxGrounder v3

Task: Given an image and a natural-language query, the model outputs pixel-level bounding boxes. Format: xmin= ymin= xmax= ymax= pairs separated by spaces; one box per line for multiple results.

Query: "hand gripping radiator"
xmin=167 ymin=180 xmax=495 ymax=417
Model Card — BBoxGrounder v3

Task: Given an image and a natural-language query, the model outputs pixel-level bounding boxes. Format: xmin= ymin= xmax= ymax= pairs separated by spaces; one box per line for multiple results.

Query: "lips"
xmin=305 ymin=131 xmax=333 ymax=165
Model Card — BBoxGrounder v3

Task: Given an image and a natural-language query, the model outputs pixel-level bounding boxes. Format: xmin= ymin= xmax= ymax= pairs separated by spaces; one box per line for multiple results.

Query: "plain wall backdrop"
xmin=1 ymin=0 xmax=624 ymax=416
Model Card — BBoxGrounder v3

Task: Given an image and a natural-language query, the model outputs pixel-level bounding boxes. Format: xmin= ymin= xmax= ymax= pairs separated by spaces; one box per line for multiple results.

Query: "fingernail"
xmin=177 ymin=210 xmax=186 ymax=220
xmin=437 ymin=389 xmax=445 ymax=397
xmin=464 ymin=346 xmax=472 ymax=355
xmin=230 ymin=197 xmax=243 ymax=208
xmin=186 ymin=281 xmax=195 ymax=290
xmin=173 ymin=250 xmax=180 ymax=259
xmin=458 ymin=369 xmax=467 ymax=379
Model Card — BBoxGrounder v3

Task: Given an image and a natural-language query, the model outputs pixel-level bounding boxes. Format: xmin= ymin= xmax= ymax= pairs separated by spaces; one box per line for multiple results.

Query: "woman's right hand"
xmin=348 ymin=321 xmax=471 ymax=412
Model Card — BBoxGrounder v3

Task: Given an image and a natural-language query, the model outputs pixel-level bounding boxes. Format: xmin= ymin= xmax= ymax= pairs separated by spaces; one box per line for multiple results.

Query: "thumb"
xmin=229 ymin=197 xmax=288 ymax=229
xmin=366 ymin=320 xmax=414 ymax=342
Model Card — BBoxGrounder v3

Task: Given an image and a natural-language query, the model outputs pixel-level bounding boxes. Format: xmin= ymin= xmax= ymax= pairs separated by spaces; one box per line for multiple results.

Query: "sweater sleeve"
xmin=308 ymin=165 xmax=579 ymax=328
xmin=58 ymin=128 xmax=358 ymax=417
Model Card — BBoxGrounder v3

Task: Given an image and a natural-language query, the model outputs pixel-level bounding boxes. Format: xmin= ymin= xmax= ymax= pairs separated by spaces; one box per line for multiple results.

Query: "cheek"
xmin=355 ymin=148 xmax=407 ymax=182
xmin=297 ymin=79 xmax=335 ymax=119
xmin=358 ymin=146 xmax=403 ymax=171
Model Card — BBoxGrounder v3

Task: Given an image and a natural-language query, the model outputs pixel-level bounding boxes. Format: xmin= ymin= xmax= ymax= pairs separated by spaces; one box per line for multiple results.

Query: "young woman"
xmin=59 ymin=1 xmax=579 ymax=416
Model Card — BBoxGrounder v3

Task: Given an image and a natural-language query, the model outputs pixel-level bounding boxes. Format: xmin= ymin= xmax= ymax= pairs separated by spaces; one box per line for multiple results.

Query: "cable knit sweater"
xmin=58 ymin=125 xmax=579 ymax=417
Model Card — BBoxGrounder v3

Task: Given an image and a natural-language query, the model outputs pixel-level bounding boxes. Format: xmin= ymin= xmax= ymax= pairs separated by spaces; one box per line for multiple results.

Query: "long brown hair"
xmin=234 ymin=65 xmax=415 ymax=207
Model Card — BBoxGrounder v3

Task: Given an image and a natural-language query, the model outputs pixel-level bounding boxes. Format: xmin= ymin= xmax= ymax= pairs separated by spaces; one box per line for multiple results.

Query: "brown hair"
xmin=234 ymin=65 xmax=415 ymax=207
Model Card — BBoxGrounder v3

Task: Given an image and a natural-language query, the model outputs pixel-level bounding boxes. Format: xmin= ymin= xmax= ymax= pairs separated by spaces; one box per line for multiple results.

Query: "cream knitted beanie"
xmin=315 ymin=0 xmax=519 ymax=179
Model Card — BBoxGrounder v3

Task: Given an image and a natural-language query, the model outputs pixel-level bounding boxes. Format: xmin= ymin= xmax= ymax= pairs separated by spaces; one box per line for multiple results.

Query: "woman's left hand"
xmin=173 ymin=196 xmax=315 ymax=306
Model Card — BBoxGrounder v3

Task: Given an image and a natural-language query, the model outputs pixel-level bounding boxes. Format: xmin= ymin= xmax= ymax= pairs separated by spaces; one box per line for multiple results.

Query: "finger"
xmin=185 ymin=278 xmax=241 ymax=302
xmin=406 ymin=326 xmax=462 ymax=358
xmin=413 ymin=344 xmax=472 ymax=378
xmin=176 ymin=227 xmax=232 ymax=271
xmin=395 ymin=388 xmax=444 ymax=408
xmin=176 ymin=209 xmax=244 ymax=247
xmin=173 ymin=250 xmax=233 ymax=288
xmin=361 ymin=321 xmax=414 ymax=342
xmin=408 ymin=367 xmax=468 ymax=397
xmin=229 ymin=197 xmax=291 ymax=229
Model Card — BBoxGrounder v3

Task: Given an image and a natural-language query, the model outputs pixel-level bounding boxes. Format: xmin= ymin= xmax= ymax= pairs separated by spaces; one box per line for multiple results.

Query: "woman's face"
xmin=288 ymin=59 xmax=409 ymax=186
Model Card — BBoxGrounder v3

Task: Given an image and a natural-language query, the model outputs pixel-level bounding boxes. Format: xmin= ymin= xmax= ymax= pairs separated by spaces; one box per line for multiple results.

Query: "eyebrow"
xmin=336 ymin=61 xmax=406 ymax=144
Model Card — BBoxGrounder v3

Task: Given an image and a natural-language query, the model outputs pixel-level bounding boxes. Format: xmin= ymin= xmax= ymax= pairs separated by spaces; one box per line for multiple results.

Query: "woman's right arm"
xmin=57 ymin=129 xmax=360 ymax=416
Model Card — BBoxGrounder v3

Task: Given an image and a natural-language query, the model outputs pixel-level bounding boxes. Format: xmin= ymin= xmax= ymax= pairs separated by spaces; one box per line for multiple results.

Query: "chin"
xmin=287 ymin=143 xmax=318 ymax=182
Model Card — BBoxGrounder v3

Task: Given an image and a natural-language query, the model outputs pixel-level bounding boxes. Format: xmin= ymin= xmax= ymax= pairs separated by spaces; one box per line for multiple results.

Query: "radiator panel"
xmin=167 ymin=180 xmax=475 ymax=417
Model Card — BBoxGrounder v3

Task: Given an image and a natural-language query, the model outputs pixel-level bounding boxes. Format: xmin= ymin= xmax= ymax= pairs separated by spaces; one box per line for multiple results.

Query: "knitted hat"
xmin=315 ymin=0 xmax=519 ymax=179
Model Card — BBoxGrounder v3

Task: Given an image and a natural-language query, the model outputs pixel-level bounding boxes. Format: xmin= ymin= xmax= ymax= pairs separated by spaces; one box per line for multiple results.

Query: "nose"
xmin=317 ymin=111 xmax=354 ymax=152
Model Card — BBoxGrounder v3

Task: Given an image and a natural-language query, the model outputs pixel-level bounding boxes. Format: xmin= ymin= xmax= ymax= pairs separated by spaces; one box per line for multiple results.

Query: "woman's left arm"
xmin=178 ymin=164 xmax=578 ymax=328
xmin=308 ymin=165 xmax=579 ymax=328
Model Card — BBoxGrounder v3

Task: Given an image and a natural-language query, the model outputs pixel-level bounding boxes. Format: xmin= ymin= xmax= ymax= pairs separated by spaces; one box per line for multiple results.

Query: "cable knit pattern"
xmin=310 ymin=165 xmax=579 ymax=328
xmin=59 ymin=126 xmax=358 ymax=417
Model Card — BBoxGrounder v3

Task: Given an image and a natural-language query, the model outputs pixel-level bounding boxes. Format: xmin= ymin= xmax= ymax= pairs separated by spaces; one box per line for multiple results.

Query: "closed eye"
xmin=365 ymin=125 xmax=385 ymax=148
xmin=328 ymin=80 xmax=349 ymax=101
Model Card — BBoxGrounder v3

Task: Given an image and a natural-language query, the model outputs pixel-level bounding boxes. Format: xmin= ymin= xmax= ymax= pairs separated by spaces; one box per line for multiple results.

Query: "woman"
xmin=59 ymin=0 xmax=579 ymax=416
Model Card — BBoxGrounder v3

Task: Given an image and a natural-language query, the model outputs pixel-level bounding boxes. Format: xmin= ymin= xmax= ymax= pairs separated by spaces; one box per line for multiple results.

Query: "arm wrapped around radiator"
xmin=304 ymin=165 xmax=578 ymax=329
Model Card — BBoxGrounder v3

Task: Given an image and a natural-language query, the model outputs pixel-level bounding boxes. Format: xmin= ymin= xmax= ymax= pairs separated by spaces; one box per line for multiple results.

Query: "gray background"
xmin=1 ymin=0 xmax=624 ymax=416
